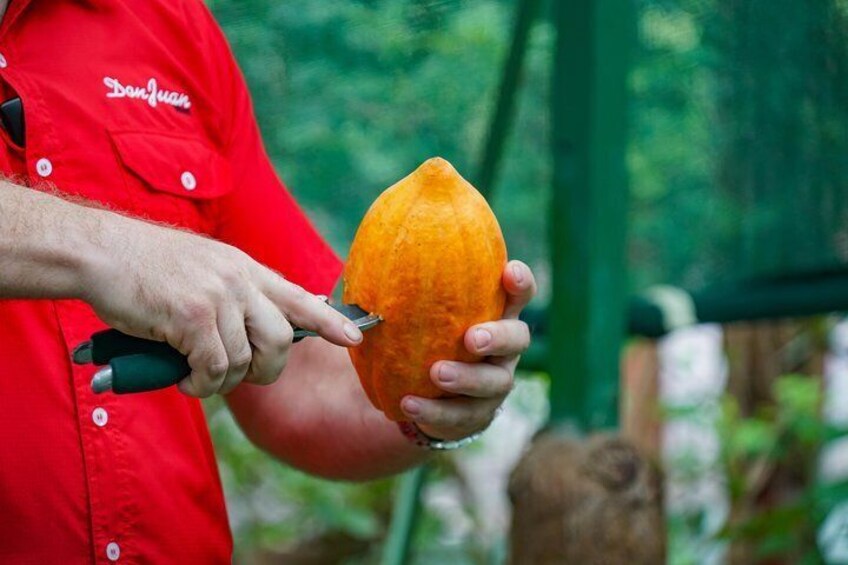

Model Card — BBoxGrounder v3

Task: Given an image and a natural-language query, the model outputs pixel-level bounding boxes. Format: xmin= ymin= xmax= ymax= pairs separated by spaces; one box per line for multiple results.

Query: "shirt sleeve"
xmin=197 ymin=5 xmax=343 ymax=296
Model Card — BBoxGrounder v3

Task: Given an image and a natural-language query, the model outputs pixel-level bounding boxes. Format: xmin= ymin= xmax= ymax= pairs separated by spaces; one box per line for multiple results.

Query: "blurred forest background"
xmin=201 ymin=0 xmax=848 ymax=563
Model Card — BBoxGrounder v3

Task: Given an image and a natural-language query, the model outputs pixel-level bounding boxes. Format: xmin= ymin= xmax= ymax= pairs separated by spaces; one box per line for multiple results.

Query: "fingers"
xmin=176 ymin=292 xmax=293 ymax=397
xmin=502 ymin=260 xmax=537 ymax=319
xmin=178 ymin=322 xmax=229 ymax=398
xmin=400 ymin=395 xmax=503 ymax=440
xmin=258 ymin=269 xmax=363 ymax=348
xmin=395 ymin=260 xmax=536 ymax=439
xmin=243 ymin=292 xmax=293 ymax=386
xmin=430 ymin=361 xmax=513 ymax=399
xmin=404 ymin=359 xmax=515 ymax=439
xmin=215 ymin=304 xmax=252 ymax=395
xmin=464 ymin=319 xmax=531 ymax=358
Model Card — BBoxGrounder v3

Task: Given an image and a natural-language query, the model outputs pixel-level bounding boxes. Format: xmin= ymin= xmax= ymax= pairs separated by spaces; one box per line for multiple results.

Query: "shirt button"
xmin=35 ymin=158 xmax=53 ymax=178
xmin=92 ymin=407 xmax=108 ymax=427
xmin=180 ymin=171 xmax=196 ymax=191
xmin=0 ymin=53 xmax=7 ymax=69
xmin=106 ymin=542 xmax=120 ymax=561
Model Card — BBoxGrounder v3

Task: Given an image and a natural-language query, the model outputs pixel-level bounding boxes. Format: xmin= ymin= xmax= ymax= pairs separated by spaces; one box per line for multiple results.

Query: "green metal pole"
xmin=548 ymin=0 xmax=632 ymax=428
xmin=380 ymin=465 xmax=428 ymax=565
xmin=475 ymin=0 xmax=542 ymax=198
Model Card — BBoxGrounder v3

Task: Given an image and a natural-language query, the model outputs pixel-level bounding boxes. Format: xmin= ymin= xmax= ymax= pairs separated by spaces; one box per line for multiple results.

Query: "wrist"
xmin=397 ymin=421 xmax=482 ymax=451
xmin=69 ymin=205 xmax=117 ymax=302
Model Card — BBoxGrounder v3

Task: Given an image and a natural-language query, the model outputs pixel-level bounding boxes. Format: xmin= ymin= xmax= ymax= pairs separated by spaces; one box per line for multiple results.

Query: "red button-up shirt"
xmin=0 ymin=1 xmax=342 ymax=563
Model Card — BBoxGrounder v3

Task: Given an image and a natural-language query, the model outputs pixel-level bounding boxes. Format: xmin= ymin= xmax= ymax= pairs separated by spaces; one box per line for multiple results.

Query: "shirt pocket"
xmin=109 ymin=129 xmax=232 ymax=233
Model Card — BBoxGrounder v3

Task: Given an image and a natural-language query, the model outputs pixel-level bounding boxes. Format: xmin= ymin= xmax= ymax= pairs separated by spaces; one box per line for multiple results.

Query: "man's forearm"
xmin=0 ymin=180 xmax=103 ymax=299
xmin=226 ymin=338 xmax=432 ymax=481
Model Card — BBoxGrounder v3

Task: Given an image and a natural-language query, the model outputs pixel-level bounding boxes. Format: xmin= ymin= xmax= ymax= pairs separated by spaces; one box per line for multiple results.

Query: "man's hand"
xmin=399 ymin=260 xmax=536 ymax=440
xmin=79 ymin=213 xmax=362 ymax=398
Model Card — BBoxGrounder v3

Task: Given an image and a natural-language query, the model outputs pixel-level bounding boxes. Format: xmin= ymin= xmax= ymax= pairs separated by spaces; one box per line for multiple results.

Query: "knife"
xmin=72 ymin=303 xmax=381 ymax=395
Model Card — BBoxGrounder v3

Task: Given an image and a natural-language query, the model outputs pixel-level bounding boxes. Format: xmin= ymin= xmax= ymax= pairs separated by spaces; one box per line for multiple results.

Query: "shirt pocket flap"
xmin=110 ymin=130 xmax=232 ymax=200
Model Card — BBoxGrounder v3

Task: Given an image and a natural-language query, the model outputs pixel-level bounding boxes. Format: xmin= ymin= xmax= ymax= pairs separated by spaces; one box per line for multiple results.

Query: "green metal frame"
xmin=517 ymin=271 xmax=848 ymax=351
xmin=475 ymin=0 xmax=543 ymax=198
xmin=628 ymin=273 xmax=848 ymax=337
xmin=548 ymin=0 xmax=632 ymax=428
xmin=380 ymin=465 xmax=428 ymax=565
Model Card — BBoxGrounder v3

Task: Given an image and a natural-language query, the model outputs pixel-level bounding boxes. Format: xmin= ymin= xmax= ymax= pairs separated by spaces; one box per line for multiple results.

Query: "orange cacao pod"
xmin=343 ymin=157 xmax=507 ymax=421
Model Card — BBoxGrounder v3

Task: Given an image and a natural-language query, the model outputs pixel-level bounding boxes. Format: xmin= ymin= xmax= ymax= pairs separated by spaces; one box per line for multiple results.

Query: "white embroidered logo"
xmin=103 ymin=76 xmax=192 ymax=111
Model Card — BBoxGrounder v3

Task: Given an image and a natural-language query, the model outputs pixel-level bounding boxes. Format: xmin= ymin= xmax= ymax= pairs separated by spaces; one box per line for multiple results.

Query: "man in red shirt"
xmin=0 ymin=1 xmax=535 ymax=562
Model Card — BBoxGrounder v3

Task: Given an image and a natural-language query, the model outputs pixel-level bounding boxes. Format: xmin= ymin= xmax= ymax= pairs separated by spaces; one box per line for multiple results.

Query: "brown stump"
xmin=508 ymin=432 xmax=665 ymax=565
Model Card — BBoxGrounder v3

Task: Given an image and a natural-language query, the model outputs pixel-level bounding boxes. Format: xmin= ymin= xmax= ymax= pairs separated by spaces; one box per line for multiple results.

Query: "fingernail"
xmin=344 ymin=322 xmax=363 ymax=343
xmin=439 ymin=363 xmax=457 ymax=384
xmin=474 ymin=328 xmax=492 ymax=350
xmin=403 ymin=398 xmax=422 ymax=417
xmin=511 ymin=263 xmax=525 ymax=285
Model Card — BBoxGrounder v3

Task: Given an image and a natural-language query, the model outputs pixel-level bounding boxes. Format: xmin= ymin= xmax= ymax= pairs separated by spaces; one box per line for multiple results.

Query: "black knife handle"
xmin=0 ymin=97 xmax=24 ymax=147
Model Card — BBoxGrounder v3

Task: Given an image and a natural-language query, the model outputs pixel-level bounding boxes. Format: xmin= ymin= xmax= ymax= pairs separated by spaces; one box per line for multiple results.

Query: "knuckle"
xmin=277 ymin=321 xmax=294 ymax=346
xmin=517 ymin=322 xmax=532 ymax=352
xmin=262 ymin=326 xmax=293 ymax=357
xmin=497 ymin=367 xmax=515 ymax=394
xmin=206 ymin=360 xmax=230 ymax=381
xmin=253 ymin=353 xmax=287 ymax=385
xmin=287 ymin=283 xmax=308 ymax=303
xmin=189 ymin=376 xmax=216 ymax=399
xmin=201 ymin=277 xmax=228 ymax=302
xmin=261 ymin=269 xmax=287 ymax=294
xmin=180 ymin=300 xmax=214 ymax=326
xmin=230 ymin=347 xmax=253 ymax=372
xmin=221 ymin=267 xmax=251 ymax=298
xmin=178 ymin=379 xmax=198 ymax=398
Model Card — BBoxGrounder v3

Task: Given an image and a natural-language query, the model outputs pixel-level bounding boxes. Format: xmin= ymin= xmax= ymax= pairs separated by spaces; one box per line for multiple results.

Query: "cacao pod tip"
xmin=417 ymin=156 xmax=457 ymax=180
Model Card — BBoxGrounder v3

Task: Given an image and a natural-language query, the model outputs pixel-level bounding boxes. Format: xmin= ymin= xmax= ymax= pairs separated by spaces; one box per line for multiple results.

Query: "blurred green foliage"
xmin=667 ymin=375 xmax=848 ymax=564
xmin=206 ymin=396 xmax=392 ymax=562
xmin=716 ymin=375 xmax=832 ymax=563
xmin=208 ymin=0 xmax=552 ymax=281
xmin=666 ymin=375 xmax=841 ymax=565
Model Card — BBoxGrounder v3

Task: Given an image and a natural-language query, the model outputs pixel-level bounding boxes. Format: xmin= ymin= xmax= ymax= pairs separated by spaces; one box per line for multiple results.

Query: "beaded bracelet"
xmin=397 ymin=421 xmax=481 ymax=451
